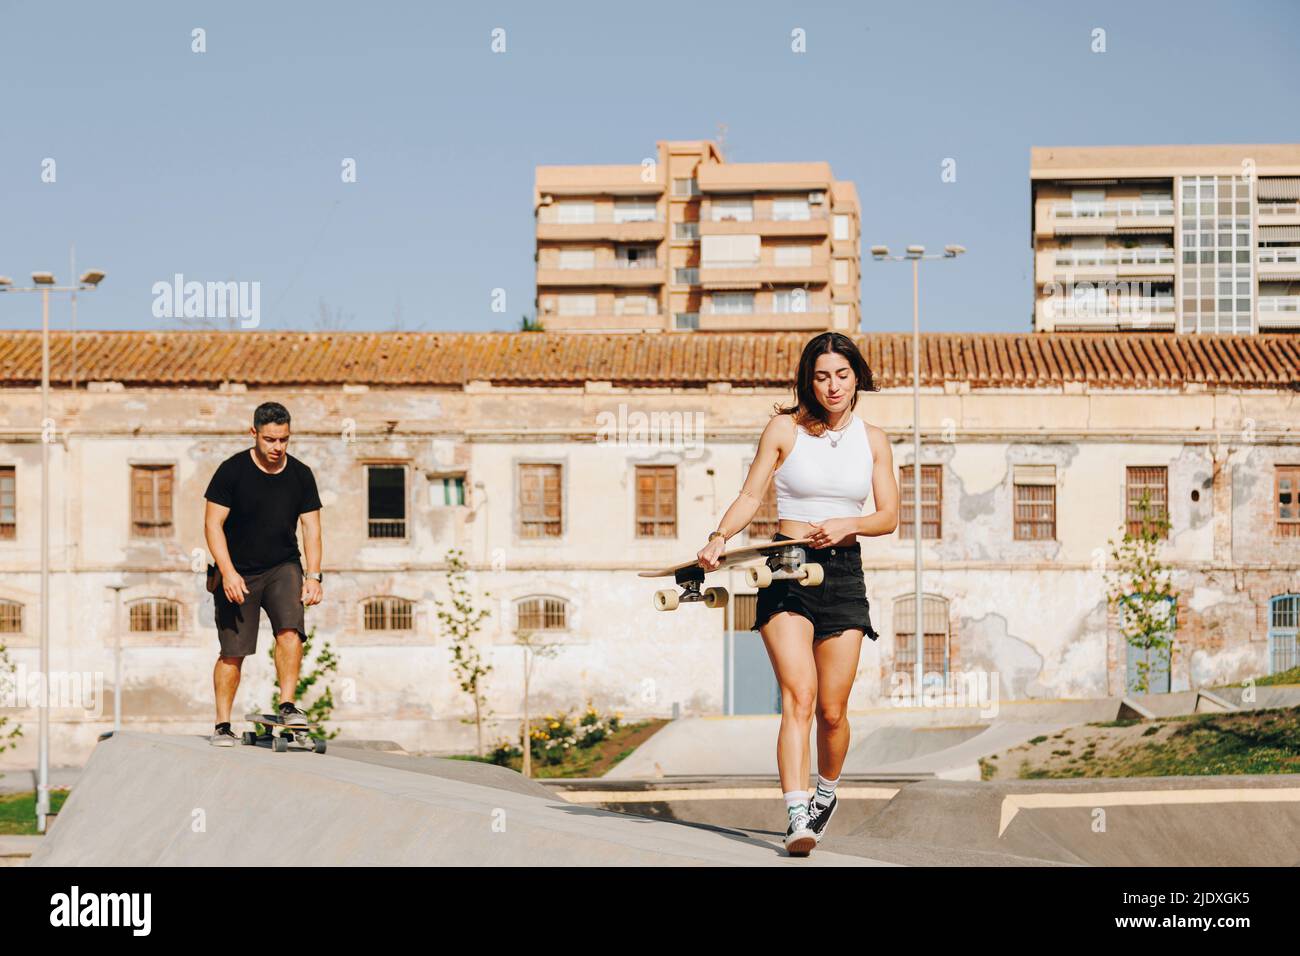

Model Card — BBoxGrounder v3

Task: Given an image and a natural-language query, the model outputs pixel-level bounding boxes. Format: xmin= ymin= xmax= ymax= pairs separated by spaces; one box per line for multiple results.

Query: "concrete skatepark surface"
xmin=27 ymin=734 xmax=893 ymax=867
xmin=605 ymin=689 xmax=1300 ymax=779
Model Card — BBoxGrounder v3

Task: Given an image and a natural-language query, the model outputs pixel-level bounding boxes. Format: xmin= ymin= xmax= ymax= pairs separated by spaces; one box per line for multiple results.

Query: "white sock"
xmin=784 ymin=790 xmax=809 ymax=823
xmin=813 ymin=774 xmax=839 ymax=807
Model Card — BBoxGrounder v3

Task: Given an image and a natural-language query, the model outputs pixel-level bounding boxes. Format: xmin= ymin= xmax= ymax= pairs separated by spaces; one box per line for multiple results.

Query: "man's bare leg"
xmin=214 ymin=655 xmax=244 ymax=724
xmin=273 ymin=629 xmax=303 ymax=704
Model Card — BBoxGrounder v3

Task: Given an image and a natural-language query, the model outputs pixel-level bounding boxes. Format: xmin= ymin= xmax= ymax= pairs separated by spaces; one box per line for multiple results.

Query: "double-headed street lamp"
xmin=868 ymin=245 xmax=964 ymax=705
xmin=0 ymin=269 xmax=106 ymax=832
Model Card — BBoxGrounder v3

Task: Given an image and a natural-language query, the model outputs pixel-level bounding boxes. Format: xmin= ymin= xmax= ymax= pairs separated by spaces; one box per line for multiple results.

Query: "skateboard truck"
xmin=653 ymin=565 xmax=728 ymax=612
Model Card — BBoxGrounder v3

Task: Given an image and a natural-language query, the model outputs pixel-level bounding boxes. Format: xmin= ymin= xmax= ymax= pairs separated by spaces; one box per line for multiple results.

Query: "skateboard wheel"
xmin=745 ymin=565 xmax=773 ymax=589
xmin=313 ymin=738 xmax=327 ymax=754
xmin=272 ymin=736 xmax=289 ymax=753
xmin=654 ymin=589 xmax=679 ymax=611
xmin=703 ymin=586 xmax=729 ymax=609
xmin=241 ymin=731 xmax=257 ymax=746
xmin=800 ymin=563 xmax=824 ymax=587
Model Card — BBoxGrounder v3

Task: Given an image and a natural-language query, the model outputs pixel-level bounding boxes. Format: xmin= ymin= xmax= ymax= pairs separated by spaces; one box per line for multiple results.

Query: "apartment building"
xmin=1031 ymin=144 xmax=1300 ymax=334
xmin=535 ymin=140 xmax=861 ymax=333
xmin=1 ymin=329 xmax=1298 ymax=761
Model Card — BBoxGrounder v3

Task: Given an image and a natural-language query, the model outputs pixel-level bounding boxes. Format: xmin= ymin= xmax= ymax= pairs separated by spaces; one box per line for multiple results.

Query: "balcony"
xmin=537 ymin=260 xmax=664 ymax=287
xmin=1040 ymin=199 xmax=1175 ymax=237
xmin=1257 ymin=247 xmax=1300 ymax=281
xmin=1040 ymin=246 xmax=1176 ymax=282
xmin=1036 ymin=295 xmax=1176 ymax=330
xmin=697 ymin=308 xmax=832 ymax=331
xmin=698 ymin=211 xmax=830 ymax=238
xmin=539 ymin=312 xmax=664 ymax=332
xmin=536 ymin=208 xmax=665 ymax=242
xmin=698 ymin=262 xmax=827 ymax=288
xmin=1259 ymin=295 xmax=1300 ymax=330
xmin=1257 ymin=201 xmax=1300 ymax=226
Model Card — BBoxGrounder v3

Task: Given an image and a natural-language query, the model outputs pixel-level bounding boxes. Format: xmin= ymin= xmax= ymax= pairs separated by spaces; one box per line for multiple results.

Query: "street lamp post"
xmin=868 ymin=245 xmax=964 ymax=706
xmin=0 ymin=269 xmax=106 ymax=832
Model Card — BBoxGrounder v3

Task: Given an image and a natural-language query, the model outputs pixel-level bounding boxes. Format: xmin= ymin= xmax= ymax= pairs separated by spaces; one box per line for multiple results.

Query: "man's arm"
xmin=300 ymin=509 xmax=323 ymax=606
xmin=204 ymin=500 xmax=249 ymax=603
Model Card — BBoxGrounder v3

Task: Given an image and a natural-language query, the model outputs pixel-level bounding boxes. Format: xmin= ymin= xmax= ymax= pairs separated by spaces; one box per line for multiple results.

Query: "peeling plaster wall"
xmin=0 ymin=382 xmax=1297 ymax=765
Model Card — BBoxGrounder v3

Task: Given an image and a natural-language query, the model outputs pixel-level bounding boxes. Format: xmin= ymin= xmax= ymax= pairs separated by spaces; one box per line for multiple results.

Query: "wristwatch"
xmin=305 ymin=571 xmax=323 ymax=584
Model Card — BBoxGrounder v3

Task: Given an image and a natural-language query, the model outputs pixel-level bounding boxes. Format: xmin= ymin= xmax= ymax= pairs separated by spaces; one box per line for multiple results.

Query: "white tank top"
xmin=774 ymin=416 xmax=874 ymax=522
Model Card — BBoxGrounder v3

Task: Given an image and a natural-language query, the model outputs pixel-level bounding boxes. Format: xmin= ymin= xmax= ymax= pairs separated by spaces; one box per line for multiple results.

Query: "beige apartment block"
xmin=1 ymin=330 xmax=1298 ymax=762
xmin=1031 ymin=144 xmax=1300 ymax=335
xmin=535 ymin=140 xmax=860 ymax=333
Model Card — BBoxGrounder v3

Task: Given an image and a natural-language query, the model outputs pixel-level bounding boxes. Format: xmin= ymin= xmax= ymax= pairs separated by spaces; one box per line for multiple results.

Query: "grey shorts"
xmin=214 ymin=560 xmax=306 ymax=658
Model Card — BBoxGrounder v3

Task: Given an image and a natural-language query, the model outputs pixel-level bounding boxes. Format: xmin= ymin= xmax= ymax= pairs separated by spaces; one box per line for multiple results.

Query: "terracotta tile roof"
xmin=0 ymin=330 xmax=1297 ymax=391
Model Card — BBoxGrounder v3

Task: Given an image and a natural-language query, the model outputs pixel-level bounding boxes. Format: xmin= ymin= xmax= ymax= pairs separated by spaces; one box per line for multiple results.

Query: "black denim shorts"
xmin=752 ymin=532 xmax=880 ymax=642
xmin=214 ymin=560 xmax=307 ymax=657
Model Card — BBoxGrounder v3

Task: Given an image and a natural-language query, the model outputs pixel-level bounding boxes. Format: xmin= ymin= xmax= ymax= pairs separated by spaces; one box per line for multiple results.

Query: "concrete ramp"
xmin=854 ymin=776 xmax=1300 ymax=866
xmin=28 ymin=734 xmax=892 ymax=867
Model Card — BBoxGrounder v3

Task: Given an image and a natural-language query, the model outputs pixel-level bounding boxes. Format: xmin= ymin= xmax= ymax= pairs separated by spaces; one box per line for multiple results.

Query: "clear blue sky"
xmin=2 ymin=0 xmax=1297 ymax=335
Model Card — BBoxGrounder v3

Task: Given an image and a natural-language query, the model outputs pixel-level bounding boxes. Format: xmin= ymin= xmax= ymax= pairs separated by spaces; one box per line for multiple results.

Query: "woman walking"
xmin=697 ymin=332 xmax=898 ymax=856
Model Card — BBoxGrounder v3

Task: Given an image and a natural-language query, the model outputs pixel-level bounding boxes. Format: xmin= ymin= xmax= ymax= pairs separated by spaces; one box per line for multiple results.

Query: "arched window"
xmin=363 ymin=597 xmax=414 ymax=631
xmin=128 ymin=599 xmax=180 ymax=633
xmin=515 ymin=596 xmax=568 ymax=632
xmin=0 ymin=600 xmax=22 ymax=634
xmin=1268 ymin=595 xmax=1299 ymax=675
xmin=892 ymin=594 xmax=950 ymax=689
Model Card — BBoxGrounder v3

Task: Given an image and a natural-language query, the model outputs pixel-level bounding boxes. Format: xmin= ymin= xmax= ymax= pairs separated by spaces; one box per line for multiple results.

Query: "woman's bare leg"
xmin=812 ymin=628 xmax=865 ymax=780
xmin=758 ymin=611 xmax=818 ymax=793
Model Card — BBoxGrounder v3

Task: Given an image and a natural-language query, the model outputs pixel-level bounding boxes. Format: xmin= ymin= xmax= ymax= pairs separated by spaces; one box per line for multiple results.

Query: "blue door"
xmin=726 ymin=594 xmax=781 ymax=714
xmin=1122 ymin=595 xmax=1174 ymax=694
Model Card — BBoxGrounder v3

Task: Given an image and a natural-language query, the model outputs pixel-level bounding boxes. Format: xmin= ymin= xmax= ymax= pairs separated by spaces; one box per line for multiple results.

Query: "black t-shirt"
xmin=204 ymin=449 xmax=322 ymax=575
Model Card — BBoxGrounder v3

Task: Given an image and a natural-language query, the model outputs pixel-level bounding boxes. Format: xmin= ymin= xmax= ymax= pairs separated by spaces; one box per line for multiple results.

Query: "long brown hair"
xmin=773 ymin=332 xmax=878 ymax=435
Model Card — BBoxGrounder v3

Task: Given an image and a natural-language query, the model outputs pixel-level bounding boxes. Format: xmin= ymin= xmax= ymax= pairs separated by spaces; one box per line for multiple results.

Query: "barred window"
xmin=1126 ymin=466 xmax=1169 ymax=538
xmin=363 ymin=597 xmax=414 ymax=631
xmin=0 ymin=600 xmax=22 ymax=633
xmin=893 ymin=594 xmax=950 ymax=684
xmin=1013 ymin=465 xmax=1056 ymax=541
xmin=899 ymin=464 xmax=942 ymax=539
xmin=516 ymin=596 xmax=568 ymax=632
xmin=129 ymin=599 xmax=180 ymax=633
xmin=367 ymin=465 xmax=407 ymax=539
xmin=635 ymin=465 xmax=676 ymax=537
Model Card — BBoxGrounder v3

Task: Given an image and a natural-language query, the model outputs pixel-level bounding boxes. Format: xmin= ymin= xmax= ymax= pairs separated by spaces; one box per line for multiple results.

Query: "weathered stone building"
xmin=0 ymin=330 xmax=1297 ymax=763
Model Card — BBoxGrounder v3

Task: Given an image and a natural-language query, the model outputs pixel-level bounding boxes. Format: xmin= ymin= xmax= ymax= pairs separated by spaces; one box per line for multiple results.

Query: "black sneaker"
xmin=209 ymin=724 xmax=238 ymax=747
xmin=278 ymin=701 xmax=309 ymax=727
xmin=808 ymin=794 xmax=838 ymax=843
xmin=784 ymin=809 xmax=816 ymax=856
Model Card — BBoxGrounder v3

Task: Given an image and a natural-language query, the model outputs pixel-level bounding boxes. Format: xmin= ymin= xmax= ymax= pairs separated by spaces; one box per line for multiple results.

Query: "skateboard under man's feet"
xmin=242 ymin=711 xmax=327 ymax=754
xmin=637 ymin=537 xmax=823 ymax=611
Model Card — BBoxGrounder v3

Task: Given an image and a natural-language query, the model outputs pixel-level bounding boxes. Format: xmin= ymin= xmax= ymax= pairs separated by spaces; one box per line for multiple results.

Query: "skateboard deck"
xmin=638 ymin=537 xmax=825 ymax=611
xmin=242 ymin=712 xmax=326 ymax=754
xmin=637 ymin=537 xmax=817 ymax=578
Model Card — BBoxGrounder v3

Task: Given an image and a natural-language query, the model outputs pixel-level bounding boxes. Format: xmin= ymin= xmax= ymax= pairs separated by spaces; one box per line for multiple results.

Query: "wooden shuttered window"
xmin=0 ymin=466 xmax=14 ymax=540
xmin=1278 ymin=466 xmax=1300 ymax=538
xmin=131 ymin=465 xmax=174 ymax=538
xmin=635 ymin=465 xmax=676 ymax=537
xmin=519 ymin=463 xmax=562 ymax=538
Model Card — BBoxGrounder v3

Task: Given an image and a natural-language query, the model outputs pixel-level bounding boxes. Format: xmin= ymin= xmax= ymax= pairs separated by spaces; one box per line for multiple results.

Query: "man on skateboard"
xmin=203 ymin=402 xmax=324 ymax=746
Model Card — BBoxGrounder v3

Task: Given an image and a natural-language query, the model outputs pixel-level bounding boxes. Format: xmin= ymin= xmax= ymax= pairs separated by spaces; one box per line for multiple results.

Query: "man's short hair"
xmin=253 ymin=402 xmax=291 ymax=430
